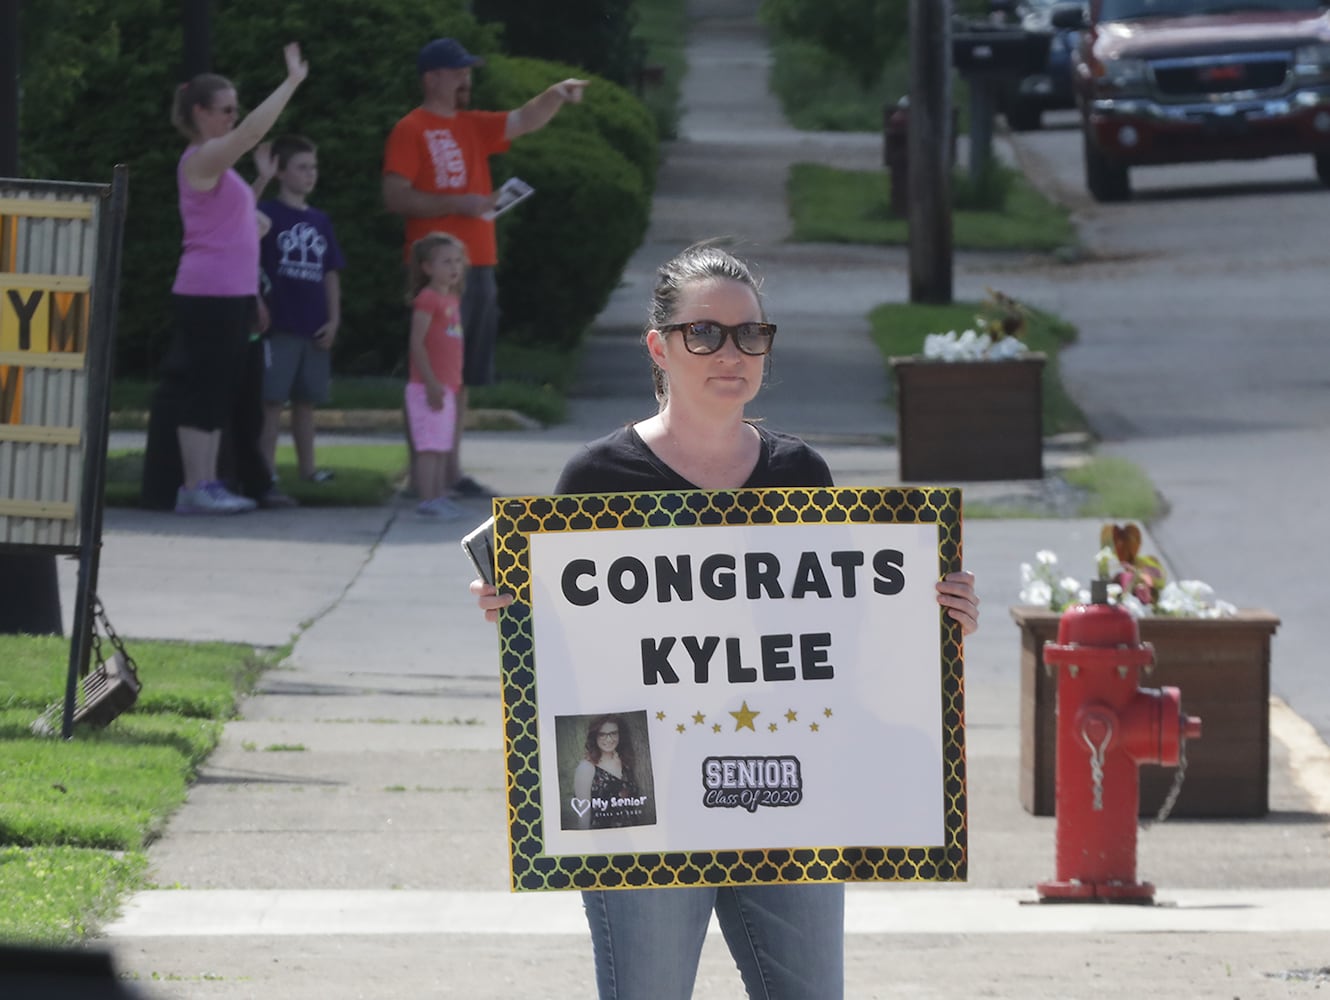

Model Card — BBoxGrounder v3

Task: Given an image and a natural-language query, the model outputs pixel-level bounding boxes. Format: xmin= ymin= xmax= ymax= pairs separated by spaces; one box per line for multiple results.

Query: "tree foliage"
xmin=17 ymin=0 xmax=656 ymax=377
xmin=473 ymin=0 xmax=645 ymax=87
xmin=759 ymin=0 xmax=909 ymax=89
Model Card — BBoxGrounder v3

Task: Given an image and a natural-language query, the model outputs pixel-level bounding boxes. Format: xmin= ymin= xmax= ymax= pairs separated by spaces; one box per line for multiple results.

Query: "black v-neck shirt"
xmin=554 ymin=424 xmax=834 ymax=494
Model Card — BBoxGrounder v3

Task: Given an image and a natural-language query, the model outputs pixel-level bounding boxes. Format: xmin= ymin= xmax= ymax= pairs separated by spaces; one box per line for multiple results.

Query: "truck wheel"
xmin=1006 ymin=102 xmax=1043 ymax=132
xmin=1084 ymin=134 xmax=1130 ymax=202
xmin=1315 ymin=153 xmax=1330 ymax=187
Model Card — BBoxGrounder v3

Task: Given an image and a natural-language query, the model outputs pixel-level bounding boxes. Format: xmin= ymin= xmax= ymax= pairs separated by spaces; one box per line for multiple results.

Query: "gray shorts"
xmin=263 ymin=332 xmax=331 ymax=405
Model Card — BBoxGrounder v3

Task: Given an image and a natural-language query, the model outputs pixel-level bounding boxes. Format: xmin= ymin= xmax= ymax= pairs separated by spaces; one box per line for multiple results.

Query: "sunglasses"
xmin=658 ymin=321 xmax=777 ymax=356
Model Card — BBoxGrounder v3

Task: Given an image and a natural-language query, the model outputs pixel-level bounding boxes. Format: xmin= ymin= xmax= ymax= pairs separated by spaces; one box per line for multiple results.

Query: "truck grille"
xmin=1152 ymin=52 xmax=1290 ymax=99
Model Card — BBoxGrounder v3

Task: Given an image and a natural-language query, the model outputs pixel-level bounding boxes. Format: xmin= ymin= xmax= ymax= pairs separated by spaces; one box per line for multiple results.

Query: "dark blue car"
xmin=992 ymin=0 xmax=1081 ymax=130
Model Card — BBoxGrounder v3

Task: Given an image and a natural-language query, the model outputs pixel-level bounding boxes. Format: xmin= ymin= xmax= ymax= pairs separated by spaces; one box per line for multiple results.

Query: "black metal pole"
xmin=908 ymin=0 xmax=954 ymax=305
xmin=0 ymin=0 xmax=66 ymax=642
xmin=0 ymin=0 xmax=18 ymax=175
xmin=62 ymin=166 xmax=130 ymax=739
xmin=182 ymin=0 xmax=212 ymax=77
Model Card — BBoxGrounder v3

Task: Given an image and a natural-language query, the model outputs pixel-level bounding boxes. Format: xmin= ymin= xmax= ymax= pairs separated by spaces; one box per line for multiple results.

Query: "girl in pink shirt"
xmin=405 ymin=233 xmax=468 ymax=518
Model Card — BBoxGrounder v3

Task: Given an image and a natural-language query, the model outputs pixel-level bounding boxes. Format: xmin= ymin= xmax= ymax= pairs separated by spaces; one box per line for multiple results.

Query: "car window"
xmin=1101 ymin=0 xmax=1323 ymax=19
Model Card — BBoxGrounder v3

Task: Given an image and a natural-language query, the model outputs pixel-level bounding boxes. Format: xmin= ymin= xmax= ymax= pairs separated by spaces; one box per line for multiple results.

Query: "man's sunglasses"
xmin=658 ymin=321 xmax=777 ymax=356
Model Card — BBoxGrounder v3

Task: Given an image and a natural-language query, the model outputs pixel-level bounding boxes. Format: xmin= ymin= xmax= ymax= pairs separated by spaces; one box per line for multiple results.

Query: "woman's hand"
xmin=936 ymin=570 xmax=980 ymax=635
xmin=253 ymin=141 xmax=277 ymax=182
xmin=283 ymin=43 xmax=309 ymax=87
xmin=470 ymin=579 xmax=514 ymax=623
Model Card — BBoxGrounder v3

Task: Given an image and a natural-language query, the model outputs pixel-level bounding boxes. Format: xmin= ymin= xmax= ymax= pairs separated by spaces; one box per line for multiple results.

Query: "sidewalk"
xmin=84 ymin=3 xmax=1330 ymax=998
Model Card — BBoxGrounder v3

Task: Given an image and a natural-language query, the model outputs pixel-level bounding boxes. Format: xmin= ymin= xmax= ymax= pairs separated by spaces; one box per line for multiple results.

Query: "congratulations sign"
xmin=493 ymin=486 xmax=967 ymax=892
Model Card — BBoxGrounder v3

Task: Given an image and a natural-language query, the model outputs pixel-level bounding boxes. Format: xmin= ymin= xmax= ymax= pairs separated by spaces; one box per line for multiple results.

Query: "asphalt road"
xmin=1006 ymin=109 xmax=1330 ymax=744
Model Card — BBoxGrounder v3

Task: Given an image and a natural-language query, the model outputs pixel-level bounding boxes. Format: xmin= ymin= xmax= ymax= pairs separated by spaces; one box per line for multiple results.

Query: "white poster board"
xmin=493 ymin=486 xmax=967 ymax=892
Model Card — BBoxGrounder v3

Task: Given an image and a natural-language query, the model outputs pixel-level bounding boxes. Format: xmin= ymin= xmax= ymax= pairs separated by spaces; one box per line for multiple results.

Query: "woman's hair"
xmin=171 ymin=74 xmax=234 ymax=139
xmin=645 ymin=241 xmax=766 ymax=405
xmin=406 ymin=232 xmax=469 ymax=303
xmin=583 ymin=713 xmax=635 ymax=773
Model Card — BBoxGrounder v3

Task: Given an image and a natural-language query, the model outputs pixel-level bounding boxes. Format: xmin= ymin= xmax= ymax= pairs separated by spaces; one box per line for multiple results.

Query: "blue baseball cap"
xmin=417 ymin=38 xmax=484 ymax=74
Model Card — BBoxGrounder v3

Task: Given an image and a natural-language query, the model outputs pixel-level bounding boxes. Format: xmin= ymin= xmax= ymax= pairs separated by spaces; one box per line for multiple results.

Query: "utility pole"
xmin=908 ymin=0 xmax=954 ymax=305
xmin=182 ymin=0 xmax=212 ymax=76
xmin=1 ymin=0 xmax=17 ymax=176
xmin=0 ymin=0 xmax=64 ymax=636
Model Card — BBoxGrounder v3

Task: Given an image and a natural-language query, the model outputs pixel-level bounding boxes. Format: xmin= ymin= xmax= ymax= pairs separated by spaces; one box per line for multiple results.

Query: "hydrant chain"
xmin=1082 ymin=720 xmax=1112 ymax=811
xmin=1149 ymin=736 xmax=1189 ymax=826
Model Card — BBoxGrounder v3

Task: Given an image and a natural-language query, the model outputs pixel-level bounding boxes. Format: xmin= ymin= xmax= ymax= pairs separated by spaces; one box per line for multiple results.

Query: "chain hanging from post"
xmin=32 ymin=595 xmax=142 ymax=736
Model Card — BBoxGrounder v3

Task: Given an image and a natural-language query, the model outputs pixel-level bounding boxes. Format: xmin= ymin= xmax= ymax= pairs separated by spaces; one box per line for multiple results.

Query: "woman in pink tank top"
xmin=161 ymin=43 xmax=308 ymax=515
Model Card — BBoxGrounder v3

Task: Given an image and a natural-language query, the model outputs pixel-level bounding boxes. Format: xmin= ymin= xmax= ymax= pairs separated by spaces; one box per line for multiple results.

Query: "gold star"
xmin=823 ymin=707 xmax=834 ymax=718
xmin=768 ymin=722 xmax=778 ymax=732
xmin=712 ymin=723 xmax=722 ymax=734
xmin=692 ymin=711 xmax=706 ymax=725
xmin=676 ymin=723 xmax=686 ymax=734
xmin=730 ymin=700 xmax=760 ymax=732
xmin=809 ymin=722 xmax=820 ymax=733
xmin=785 ymin=709 xmax=798 ymax=723
xmin=656 ymin=711 xmax=666 ymax=721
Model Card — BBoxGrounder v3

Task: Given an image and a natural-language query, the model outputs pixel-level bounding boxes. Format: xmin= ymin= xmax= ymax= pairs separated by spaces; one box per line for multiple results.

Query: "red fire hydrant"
xmin=1037 ymin=581 xmax=1202 ymax=903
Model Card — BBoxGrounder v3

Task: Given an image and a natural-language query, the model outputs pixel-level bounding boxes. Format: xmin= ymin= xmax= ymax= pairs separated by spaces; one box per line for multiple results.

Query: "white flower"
xmin=922 ymin=325 xmax=1027 ymax=362
xmin=1157 ymin=580 xmax=1235 ymax=619
xmin=922 ymin=328 xmax=1020 ymax=362
xmin=1020 ymin=579 xmax=1053 ymax=607
xmin=988 ymin=336 xmax=1027 ymax=360
xmin=1019 ymin=548 xmax=1234 ymax=618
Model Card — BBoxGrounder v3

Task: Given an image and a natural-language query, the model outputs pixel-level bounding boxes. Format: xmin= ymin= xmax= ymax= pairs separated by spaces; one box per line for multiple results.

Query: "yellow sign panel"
xmin=1 ymin=287 xmax=52 ymax=354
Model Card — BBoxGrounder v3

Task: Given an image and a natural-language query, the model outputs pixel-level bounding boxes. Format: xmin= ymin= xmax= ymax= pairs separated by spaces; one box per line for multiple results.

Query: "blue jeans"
xmin=582 ymin=883 xmax=845 ymax=999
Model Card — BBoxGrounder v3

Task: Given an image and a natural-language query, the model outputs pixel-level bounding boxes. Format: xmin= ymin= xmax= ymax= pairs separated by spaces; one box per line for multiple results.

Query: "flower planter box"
xmin=1010 ymin=606 xmax=1280 ymax=818
xmin=890 ymin=354 xmax=1045 ymax=481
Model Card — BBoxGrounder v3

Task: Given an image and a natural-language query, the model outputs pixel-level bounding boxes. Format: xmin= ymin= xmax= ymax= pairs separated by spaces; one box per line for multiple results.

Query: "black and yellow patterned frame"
xmin=493 ymin=485 xmax=967 ymax=892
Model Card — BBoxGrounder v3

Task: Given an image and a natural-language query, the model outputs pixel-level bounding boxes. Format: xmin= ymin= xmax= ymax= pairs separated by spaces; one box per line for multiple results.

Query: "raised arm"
xmin=504 ymin=79 xmax=588 ymax=140
xmin=184 ymin=43 xmax=308 ymax=192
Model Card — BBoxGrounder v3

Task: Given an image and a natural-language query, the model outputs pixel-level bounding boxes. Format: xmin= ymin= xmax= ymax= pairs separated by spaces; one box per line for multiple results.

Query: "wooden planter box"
xmin=890 ymin=354 xmax=1045 ymax=481
xmin=1011 ymin=606 xmax=1280 ymax=818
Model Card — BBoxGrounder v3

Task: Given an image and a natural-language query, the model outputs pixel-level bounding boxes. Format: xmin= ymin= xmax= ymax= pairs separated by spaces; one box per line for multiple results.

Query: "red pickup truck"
xmin=1059 ymin=0 xmax=1330 ymax=201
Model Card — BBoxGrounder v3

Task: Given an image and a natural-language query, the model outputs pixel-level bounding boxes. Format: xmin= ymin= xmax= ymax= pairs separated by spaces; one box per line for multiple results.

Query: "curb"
xmin=108 ymin=408 xmax=543 ymax=434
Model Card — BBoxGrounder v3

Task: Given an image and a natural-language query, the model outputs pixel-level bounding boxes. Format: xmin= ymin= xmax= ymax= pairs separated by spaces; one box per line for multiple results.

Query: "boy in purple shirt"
xmin=253 ymin=134 xmax=345 ymax=485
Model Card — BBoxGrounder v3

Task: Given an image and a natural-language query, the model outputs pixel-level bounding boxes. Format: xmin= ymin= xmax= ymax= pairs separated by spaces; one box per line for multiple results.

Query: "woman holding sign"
xmin=472 ymin=242 xmax=980 ymax=999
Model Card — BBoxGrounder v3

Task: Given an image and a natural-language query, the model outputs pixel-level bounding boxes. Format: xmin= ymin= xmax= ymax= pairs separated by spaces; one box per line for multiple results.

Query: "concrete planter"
xmin=890 ymin=354 xmax=1046 ymax=481
xmin=1010 ymin=606 xmax=1281 ymax=818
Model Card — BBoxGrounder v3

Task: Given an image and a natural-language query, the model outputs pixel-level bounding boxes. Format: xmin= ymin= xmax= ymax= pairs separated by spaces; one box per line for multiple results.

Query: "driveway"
xmin=1006 ymin=110 xmax=1330 ymax=742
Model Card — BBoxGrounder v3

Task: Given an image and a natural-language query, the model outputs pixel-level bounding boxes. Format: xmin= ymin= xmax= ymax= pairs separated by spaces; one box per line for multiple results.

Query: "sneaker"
xmin=416 ymin=497 xmax=463 ymax=520
xmin=206 ymin=481 xmax=258 ymax=512
xmin=175 ymin=481 xmax=255 ymax=515
xmin=302 ymin=469 xmax=335 ymax=484
xmin=258 ymin=489 xmax=299 ymax=509
xmin=452 ymin=475 xmax=496 ymax=499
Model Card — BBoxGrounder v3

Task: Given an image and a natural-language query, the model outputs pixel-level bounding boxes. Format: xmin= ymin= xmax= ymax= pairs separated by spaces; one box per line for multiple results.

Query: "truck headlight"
xmin=1293 ymin=44 xmax=1330 ymax=83
xmin=1096 ymin=56 xmax=1149 ymax=97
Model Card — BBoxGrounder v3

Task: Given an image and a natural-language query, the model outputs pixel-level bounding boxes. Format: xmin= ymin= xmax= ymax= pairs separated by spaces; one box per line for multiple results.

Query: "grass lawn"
xmin=103 ymin=442 xmax=407 ymax=509
xmin=0 ymin=635 xmax=273 ymax=945
xmin=788 ymin=162 xmax=1077 ymax=252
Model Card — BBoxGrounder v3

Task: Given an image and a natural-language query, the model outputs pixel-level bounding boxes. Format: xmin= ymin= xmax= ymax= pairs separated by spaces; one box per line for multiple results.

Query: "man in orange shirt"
xmin=383 ymin=38 xmax=587 ymax=497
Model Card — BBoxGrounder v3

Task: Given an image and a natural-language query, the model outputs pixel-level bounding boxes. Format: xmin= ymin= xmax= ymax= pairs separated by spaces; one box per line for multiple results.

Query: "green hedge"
xmin=18 ymin=0 xmax=655 ymax=378
xmin=497 ymin=129 xmax=650 ymax=348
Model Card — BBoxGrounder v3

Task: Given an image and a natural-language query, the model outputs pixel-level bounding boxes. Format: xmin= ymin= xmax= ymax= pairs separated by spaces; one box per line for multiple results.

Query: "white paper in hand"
xmin=483 ymin=177 xmax=535 ymax=220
